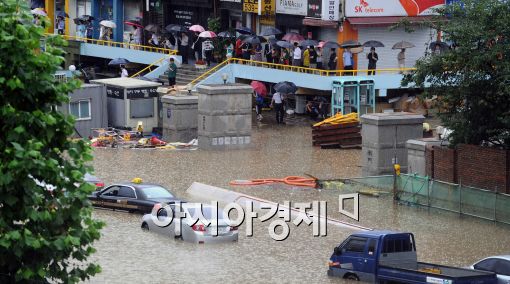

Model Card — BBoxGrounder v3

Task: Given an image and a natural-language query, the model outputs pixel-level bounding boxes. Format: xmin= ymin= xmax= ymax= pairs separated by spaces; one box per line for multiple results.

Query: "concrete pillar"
xmin=196 ymin=84 xmax=252 ymax=150
xmin=406 ymin=138 xmax=444 ymax=176
xmin=361 ymin=112 xmax=425 ymax=176
xmin=113 ymin=0 xmax=123 ymax=42
xmin=161 ymin=95 xmax=198 ymax=143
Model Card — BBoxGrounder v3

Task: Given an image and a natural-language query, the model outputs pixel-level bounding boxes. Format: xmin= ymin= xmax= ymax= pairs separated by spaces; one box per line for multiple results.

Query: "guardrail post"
xmin=458 ymin=179 xmax=462 ymax=215
xmin=494 ymin=186 xmax=498 ymax=222
xmin=427 ymin=177 xmax=431 ymax=208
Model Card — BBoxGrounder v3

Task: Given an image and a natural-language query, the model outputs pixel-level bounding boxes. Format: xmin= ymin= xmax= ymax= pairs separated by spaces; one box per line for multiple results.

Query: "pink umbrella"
xmin=189 ymin=25 xmax=205 ymax=33
xmin=250 ymin=81 xmax=267 ymax=97
xmin=318 ymin=41 xmax=325 ymax=48
xmin=282 ymin=32 xmax=304 ymax=42
xmin=198 ymin=31 xmax=217 ymax=38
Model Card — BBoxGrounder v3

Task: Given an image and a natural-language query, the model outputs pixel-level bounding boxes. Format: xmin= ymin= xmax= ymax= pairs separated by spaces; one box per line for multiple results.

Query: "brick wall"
xmin=432 ymin=146 xmax=457 ymax=183
xmin=457 ymin=144 xmax=509 ymax=193
xmin=426 ymin=144 xmax=510 ymax=193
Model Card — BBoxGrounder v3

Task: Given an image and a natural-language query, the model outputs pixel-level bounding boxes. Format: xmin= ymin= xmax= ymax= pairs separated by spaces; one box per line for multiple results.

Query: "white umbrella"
xmin=392 ymin=41 xmax=415 ymax=49
xmin=31 ymin=8 xmax=47 ymax=17
xmin=100 ymin=20 xmax=116 ymax=29
xmin=198 ymin=31 xmax=217 ymax=38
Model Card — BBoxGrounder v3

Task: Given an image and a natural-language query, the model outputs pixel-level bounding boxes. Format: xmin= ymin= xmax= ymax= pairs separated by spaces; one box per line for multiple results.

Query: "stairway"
xmin=158 ymin=64 xmax=210 ymax=87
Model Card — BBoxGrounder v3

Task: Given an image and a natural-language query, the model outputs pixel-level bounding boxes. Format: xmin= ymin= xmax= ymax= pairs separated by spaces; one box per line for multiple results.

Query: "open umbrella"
xmin=56 ymin=11 xmax=69 ymax=18
xmin=243 ymin=35 xmax=266 ymax=45
xmin=260 ymin=27 xmax=282 ymax=36
xmin=267 ymin=37 xmax=278 ymax=45
xmin=321 ymin=41 xmax=341 ymax=49
xmin=79 ymin=15 xmax=94 ymax=21
xmin=298 ymin=39 xmax=319 ymax=47
xmin=274 ymin=81 xmax=298 ymax=94
xmin=276 ymin=41 xmax=293 ymax=48
xmin=145 ymin=24 xmax=161 ymax=33
xmin=31 ymin=8 xmax=47 ymax=17
xmin=124 ymin=20 xmax=143 ymax=28
xmin=108 ymin=58 xmax=130 ymax=66
xmin=198 ymin=31 xmax=217 ymax=38
xmin=236 ymin=27 xmax=254 ymax=35
xmin=73 ymin=18 xmax=84 ymax=25
xmin=165 ymin=24 xmax=187 ymax=33
xmin=340 ymin=40 xmax=362 ymax=48
xmin=282 ymin=32 xmax=304 ymax=42
xmin=218 ymin=31 xmax=235 ymax=38
xmin=429 ymin=41 xmax=449 ymax=51
xmin=251 ymin=81 xmax=268 ymax=97
xmin=363 ymin=40 xmax=384 ymax=48
xmin=100 ymin=20 xmax=116 ymax=29
xmin=392 ymin=41 xmax=415 ymax=49
xmin=189 ymin=25 xmax=205 ymax=33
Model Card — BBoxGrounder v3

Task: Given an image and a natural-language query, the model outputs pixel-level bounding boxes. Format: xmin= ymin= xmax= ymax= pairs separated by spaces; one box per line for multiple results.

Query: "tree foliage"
xmin=403 ymin=0 xmax=510 ymax=147
xmin=0 ymin=0 xmax=103 ymax=282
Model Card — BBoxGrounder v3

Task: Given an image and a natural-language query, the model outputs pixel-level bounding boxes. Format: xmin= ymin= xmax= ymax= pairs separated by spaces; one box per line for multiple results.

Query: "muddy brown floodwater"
xmin=88 ymin=125 xmax=510 ymax=284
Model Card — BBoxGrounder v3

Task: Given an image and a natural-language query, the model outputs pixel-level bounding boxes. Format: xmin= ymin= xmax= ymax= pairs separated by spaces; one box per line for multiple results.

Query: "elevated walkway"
xmin=53 ymin=34 xmax=179 ymax=66
xmin=189 ymin=58 xmax=416 ymax=96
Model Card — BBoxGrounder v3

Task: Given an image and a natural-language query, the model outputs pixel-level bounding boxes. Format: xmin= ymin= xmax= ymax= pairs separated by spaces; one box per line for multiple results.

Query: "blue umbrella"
xmin=276 ymin=41 xmax=293 ymax=48
xmin=218 ymin=31 xmax=235 ymax=38
xmin=108 ymin=58 xmax=130 ymax=66
xmin=56 ymin=11 xmax=69 ymax=18
xmin=236 ymin=27 xmax=254 ymax=35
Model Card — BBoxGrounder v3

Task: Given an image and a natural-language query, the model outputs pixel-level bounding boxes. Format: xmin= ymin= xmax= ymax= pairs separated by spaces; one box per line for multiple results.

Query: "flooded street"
xmin=89 ymin=125 xmax=510 ymax=283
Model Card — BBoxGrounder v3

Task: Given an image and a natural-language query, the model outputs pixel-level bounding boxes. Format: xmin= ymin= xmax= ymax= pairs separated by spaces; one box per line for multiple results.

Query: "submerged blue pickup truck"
xmin=328 ymin=231 xmax=497 ymax=284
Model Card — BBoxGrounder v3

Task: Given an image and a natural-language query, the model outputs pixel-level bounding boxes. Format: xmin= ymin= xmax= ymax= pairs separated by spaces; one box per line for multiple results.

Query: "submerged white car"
xmin=141 ymin=203 xmax=238 ymax=244
xmin=470 ymin=255 xmax=510 ymax=284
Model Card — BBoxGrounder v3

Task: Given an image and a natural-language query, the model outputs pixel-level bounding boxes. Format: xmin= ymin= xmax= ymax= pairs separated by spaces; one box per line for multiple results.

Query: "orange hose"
xmin=229 ymin=176 xmax=317 ymax=188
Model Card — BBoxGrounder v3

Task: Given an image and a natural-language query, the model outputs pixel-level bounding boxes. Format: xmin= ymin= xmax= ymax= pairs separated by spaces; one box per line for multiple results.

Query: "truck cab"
xmin=328 ymin=231 xmax=497 ymax=284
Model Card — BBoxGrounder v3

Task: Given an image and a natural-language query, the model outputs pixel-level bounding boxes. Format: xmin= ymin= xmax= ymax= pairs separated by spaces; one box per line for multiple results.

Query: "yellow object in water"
xmin=131 ymin=177 xmax=143 ymax=184
xmin=358 ymin=189 xmax=380 ymax=197
xmin=419 ymin=267 xmax=441 ymax=274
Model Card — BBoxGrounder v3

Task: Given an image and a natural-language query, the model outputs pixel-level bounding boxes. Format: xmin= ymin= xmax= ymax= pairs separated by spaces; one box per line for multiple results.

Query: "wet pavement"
xmin=88 ymin=123 xmax=510 ymax=283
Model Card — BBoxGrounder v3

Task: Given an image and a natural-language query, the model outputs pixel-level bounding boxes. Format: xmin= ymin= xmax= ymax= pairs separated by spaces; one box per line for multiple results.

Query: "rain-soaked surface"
xmin=88 ymin=124 xmax=510 ymax=284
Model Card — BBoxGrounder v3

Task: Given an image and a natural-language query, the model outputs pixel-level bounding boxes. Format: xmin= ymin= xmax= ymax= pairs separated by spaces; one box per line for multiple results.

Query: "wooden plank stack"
xmin=312 ymin=113 xmax=361 ymax=149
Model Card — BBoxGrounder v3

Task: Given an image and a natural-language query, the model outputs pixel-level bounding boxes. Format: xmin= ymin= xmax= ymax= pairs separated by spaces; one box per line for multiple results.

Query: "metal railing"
xmin=130 ymin=56 xmax=168 ymax=78
xmin=44 ymin=33 xmax=178 ymax=55
xmin=189 ymin=57 xmax=417 ymax=88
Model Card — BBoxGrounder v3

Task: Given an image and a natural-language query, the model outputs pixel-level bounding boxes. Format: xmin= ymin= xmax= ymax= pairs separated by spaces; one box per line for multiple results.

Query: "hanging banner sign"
xmin=259 ymin=0 xmax=276 ymax=16
xmin=321 ymin=0 xmax=339 ymax=21
xmin=243 ymin=0 xmax=259 ymax=13
xmin=307 ymin=0 xmax=322 ymax=18
xmin=345 ymin=0 xmax=445 ymax=17
xmin=276 ymin=0 xmax=307 ymax=16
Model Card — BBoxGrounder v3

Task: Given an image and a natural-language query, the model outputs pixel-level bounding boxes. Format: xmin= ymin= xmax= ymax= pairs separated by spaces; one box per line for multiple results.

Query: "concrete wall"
xmin=60 ymin=84 xmax=108 ymax=138
xmin=406 ymin=138 xmax=443 ymax=176
xmin=161 ymin=95 xmax=198 ymax=142
xmin=197 ymin=84 xmax=252 ymax=150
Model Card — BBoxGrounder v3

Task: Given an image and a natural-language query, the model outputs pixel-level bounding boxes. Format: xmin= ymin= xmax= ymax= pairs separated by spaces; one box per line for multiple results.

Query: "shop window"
xmin=130 ymin=98 xmax=154 ymax=118
xmin=69 ymin=100 xmax=91 ymax=120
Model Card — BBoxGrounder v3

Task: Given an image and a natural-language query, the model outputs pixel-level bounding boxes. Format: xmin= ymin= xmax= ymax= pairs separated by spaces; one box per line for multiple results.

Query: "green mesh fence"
xmin=346 ymin=174 xmax=510 ymax=224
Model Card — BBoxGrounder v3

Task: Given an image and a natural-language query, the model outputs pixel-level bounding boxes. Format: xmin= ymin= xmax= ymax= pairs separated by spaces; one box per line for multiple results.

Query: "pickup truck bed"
xmin=379 ymin=262 xmax=497 ymax=284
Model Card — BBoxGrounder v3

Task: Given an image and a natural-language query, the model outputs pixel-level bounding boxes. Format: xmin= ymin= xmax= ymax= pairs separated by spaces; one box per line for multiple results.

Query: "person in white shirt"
xmin=180 ymin=33 xmax=189 ymax=64
xmin=270 ymin=92 xmax=285 ymax=124
xmin=120 ymin=65 xmax=128 ymax=78
xmin=292 ymin=42 xmax=302 ymax=67
xmin=343 ymin=48 xmax=353 ymax=75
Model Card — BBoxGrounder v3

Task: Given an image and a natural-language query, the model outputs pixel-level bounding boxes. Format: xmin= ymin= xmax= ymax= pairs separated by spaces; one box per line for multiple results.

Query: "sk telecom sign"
xmin=346 ymin=0 xmax=445 ymax=17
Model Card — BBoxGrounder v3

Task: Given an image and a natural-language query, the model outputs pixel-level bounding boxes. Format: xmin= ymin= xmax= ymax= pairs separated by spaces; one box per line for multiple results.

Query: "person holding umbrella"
xmin=271 ymin=91 xmax=285 ymax=124
xmin=316 ymin=47 xmax=323 ymax=69
xmin=180 ymin=32 xmax=189 ymax=64
xmin=367 ymin=47 xmax=378 ymax=75
xmin=120 ymin=65 xmax=128 ymax=78
xmin=202 ymin=37 xmax=214 ymax=67
xmin=398 ymin=48 xmax=406 ymax=71
xmin=292 ymin=42 xmax=302 ymax=67
xmin=133 ymin=26 xmax=142 ymax=46
xmin=343 ymin=48 xmax=353 ymax=75
xmin=328 ymin=48 xmax=337 ymax=71
xmin=56 ymin=15 xmax=65 ymax=35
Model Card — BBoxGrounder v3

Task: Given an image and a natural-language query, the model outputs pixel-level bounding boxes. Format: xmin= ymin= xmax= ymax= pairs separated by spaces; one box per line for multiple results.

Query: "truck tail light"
xmin=229 ymin=226 xmax=238 ymax=231
xmin=192 ymin=224 xmax=206 ymax=232
xmin=328 ymin=261 xmax=341 ymax=267
xmin=95 ymin=182 xmax=105 ymax=188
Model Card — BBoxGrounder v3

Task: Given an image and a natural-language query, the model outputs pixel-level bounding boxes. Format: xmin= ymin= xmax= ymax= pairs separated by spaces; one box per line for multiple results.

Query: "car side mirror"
xmin=334 ymin=247 xmax=342 ymax=255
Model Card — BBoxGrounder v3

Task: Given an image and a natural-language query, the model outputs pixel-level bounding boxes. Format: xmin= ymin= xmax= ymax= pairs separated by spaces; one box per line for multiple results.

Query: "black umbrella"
xmin=243 ymin=35 xmax=266 ymax=45
xmin=340 ymin=40 xmax=362 ymax=48
xmin=237 ymin=34 xmax=249 ymax=40
xmin=108 ymin=58 xmax=130 ymax=66
xmin=260 ymin=27 xmax=282 ymax=36
xmin=56 ymin=11 xmax=69 ymax=18
xmin=276 ymin=41 xmax=293 ymax=48
xmin=363 ymin=40 xmax=384 ymax=48
xmin=268 ymin=37 xmax=278 ymax=45
xmin=274 ymin=81 xmax=298 ymax=94
xmin=429 ymin=41 xmax=449 ymax=51
xmin=298 ymin=39 xmax=319 ymax=47
xmin=73 ymin=18 xmax=84 ymax=25
xmin=236 ymin=27 xmax=255 ymax=35
xmin=145 ymin=24 xmax=161 ymax=33
xmin=321 ymin=41 xmax=341 ymax=49
xmin=165 ymin=24 xmax=187 ymax=33
xmin=218 ymin=31 xmax=235 ymax=38
xmin=79 ymin=15 xmax=94 ymax=22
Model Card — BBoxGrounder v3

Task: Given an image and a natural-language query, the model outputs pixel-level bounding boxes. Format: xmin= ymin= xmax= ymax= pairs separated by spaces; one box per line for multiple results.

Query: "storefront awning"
xmin=347 ymin=16 xmax=433 ymax=27
xmin=302 ymin=18 xmax=338 ymax=28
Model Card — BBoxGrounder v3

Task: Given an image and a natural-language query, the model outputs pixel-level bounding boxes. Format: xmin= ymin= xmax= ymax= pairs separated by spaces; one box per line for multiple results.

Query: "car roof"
xmin=113 ymin=182 xmax=165 ymax=189
xmin=477 ymin=255 xmax=510 ymax=262
xmin=352 ymin=230 xmax=411 ymax=238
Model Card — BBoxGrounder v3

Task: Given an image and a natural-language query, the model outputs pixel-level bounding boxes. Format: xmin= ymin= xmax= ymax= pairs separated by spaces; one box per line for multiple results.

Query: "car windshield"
xmin=141 ymin=186 xmax=174 ymax=199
